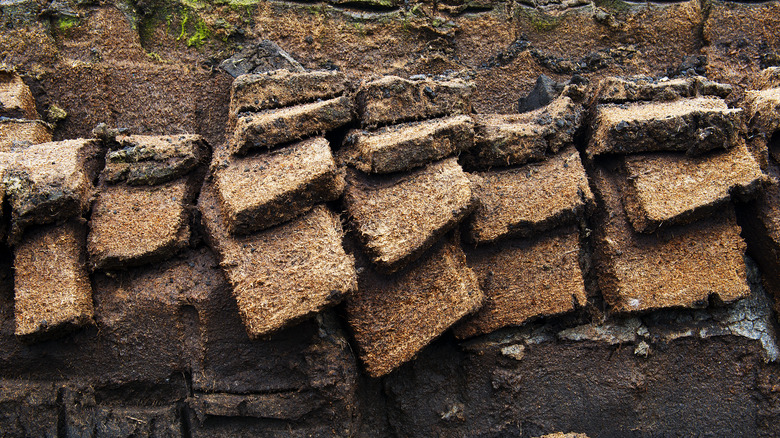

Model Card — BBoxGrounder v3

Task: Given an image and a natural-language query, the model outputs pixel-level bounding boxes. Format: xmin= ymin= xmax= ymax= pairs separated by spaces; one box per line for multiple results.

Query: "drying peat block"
xmin=3 ymin=139 xmax=103 ymax=244
xmin=88 ymin=179 xmax=196 ymax=270
xmin=0 ymin=70 xmax=37 ymax=119
xmin=592 ymin=75 xmax=731 ymax=104
xmin=535 ymin=434 xmax=590 ymax=438
xmin=736 ymin=163 xmax=780 ymax=313
xmin=460 ymin=95 xmax=581 ymax=169
xmin=453 ymin=227 xmax=586 ymax=339
xmin=189 ymin=392 xmax=320 ymax=422
xmin=757 ymin=67 xmax=780 ymax=90
xmin=591 ymin=163 xmax=750 ymax=313
xmin=622 ymin=143 xmax=765 ymax=233
xmin=338 ymin=115 xmax=474 ymax=174
xmin=343 ymin=158 xmax=474 ymax=273
xmin=346 ymin=234 xmax=483 ymax=377
xmin=199 ymin=183 xmax=356 ymax=338
xmin=745 ymin=87 xmax=780 ymax=139
xmin=0 ymin=119 xmax=51 ymax=151
xmin=230 ymin=96 xmax=353 ymax=155
xmin=13 ymin=221 xmax=94 ymax=340
xmin=102 ymin=134 xmax=208 ymax=185
xmin=466 ymin=147 xmax=593 ymax=243
xmin=355 ymin=75 xmax=472 ymax=127
xmin=588 ymin=97 xmax=744 ymax=158
xmin=214 ymin=137 xmax=344 ymax=235
xmin=229 ymin=69 xmax=348 ymax=118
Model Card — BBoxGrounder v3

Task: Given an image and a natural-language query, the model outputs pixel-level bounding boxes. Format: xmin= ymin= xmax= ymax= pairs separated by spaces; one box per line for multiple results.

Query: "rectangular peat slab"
xmin=199 ymin=182 xmax=357 ymax=338
xmin=466 ymin=147 xmax=593 ymax=243
xmin=214 ymin=137 xmax=344 ymax=235
xmin=345 ymin=233 xmax=484 ymax=377
xmin=591 ymin=161 xmax=750 ymax=313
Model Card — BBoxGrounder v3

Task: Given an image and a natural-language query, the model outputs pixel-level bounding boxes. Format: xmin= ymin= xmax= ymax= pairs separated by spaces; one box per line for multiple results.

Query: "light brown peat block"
xmin=592 ymin=75 xmax=732 ymax=104
xmin=338 ymin=115 xmax=474 ymax=174
xmin=0 ymin=119 xmax=51 ymax=151
xmin=588 ymin=97 xmax=744 ymax=158
xmin=3 ymin=139 xmax=104 ymax=244
xmin=214 ymin=137 xmax=344 ymax=235
xmin=591 ymin=162 xmax=750 ymax=313
xmin=355 ymin=75 xmax=472 ymax=127
xmin=199 ymin=183 xmax=357 ymax=338
xmin=622 ymin=144 xmax=765 ymax=233
xmin=88 ymin=179 xmax=196 ymax=270
xmin=454 ymin=227 xmax=586 ymax=339
xmin=343 ymin=158 xmax=474 ymax=273
xmin=230 ymin=96 xmax=353 ymax=155
xmin=461 ymin=95 xmax=582 ymax=168
xmin=229 ymin=69 xmax=348 ymax=118
xmin=0 ymin=70 xmax=37 ymax=119
xmin=346 ymin=234 xmax=483 ymax=377
xmin=466 ymin=147 xmax=593 ymax=243
xmin=14 ymin=221 xmax=94 ymax=340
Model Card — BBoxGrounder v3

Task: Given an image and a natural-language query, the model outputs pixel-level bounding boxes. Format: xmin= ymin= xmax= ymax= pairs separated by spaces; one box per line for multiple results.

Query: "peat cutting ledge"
xmin=4 ymin=0 xmax=780 ymax=437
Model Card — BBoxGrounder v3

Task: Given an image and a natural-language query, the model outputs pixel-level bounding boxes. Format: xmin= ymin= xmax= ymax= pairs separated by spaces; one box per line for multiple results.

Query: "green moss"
xmin=517 ymin=9 xmax=564 ymax=32
xmin=56 ymin=16 xmax=81 ymax=32
xmin=186 ymin=19 xmax=211 ymax=47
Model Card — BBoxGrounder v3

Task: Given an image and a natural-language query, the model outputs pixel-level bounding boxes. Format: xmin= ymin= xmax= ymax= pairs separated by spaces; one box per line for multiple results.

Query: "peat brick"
xmin=338 ymin=115 xmax=474 ymax=174
xmin=199 ymin=183 xmax=356 ymax=338
xmin=461 ymin=95 xmax=582 ymax=168
xmin=454 ymin=228 xmax=586 ymax=339
xmin=230 ymin=69 xmax=348 ymax=118
xmin=214 ymin=137 xmax=344 ymax=235
xmin=3 ymin=139 xmax=104 ymax=244
xmin=188 ymin=392 xmax=322 ymax=422
xmin=343 ymin=158 xmax=474 ymax=273
xmin=622 ymin=143 xmax=765 ymax=233
xmin=14 ymin=221 xmax=94 ymax=340
xmin=356 ymin=75 xmax=472 ymax=127
xmin=591 ymin=162 xmax=750 ymax=313
xmin=588 ymin=97 xmax=744 ymax=158
xmin=0 ymin=119 xmax=51 ymax=151
xmin=230 ymin=96 xmax=353 ymax=155
xmin=746 ymin=88 xmax=780 ymax=141
xmin=593 ymin=76 xmax=731 ymax=104
xmin=346 ymin=234 xmax=483 ymax=377
xmin=102 ymin=134 xmax=207 ymax=186
xmin=88 ymin=179 xmax=196 ymax=270
xmin=466 ymin=147 xmax=593 ymax=243
xmin=0 ymin=70 xmax=37 ymax=119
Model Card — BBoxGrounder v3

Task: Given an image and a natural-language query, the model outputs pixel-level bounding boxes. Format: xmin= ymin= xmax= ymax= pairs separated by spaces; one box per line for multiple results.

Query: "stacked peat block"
xmin=339 ymin=75 xmax=484 ymax=377
xmin=0 ymin=66 xmax=52 ymax=151
xmin=199 ymin=69 xmax=357 ymax=339
xmin=4 ymin=139 xmax=104 ymax=340
xmin=87 ymin=134 xmax=209 ymax=270
xmin=736 ymin=67 xmax=780 ymax=314
xmin=587 ymin=76 xmax=764 ymax=313
xmin=452 ymin=86 xmax=594 ymax=339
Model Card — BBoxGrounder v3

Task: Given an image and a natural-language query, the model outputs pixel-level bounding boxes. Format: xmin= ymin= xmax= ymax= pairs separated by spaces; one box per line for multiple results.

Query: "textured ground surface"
xmin=3 ymin=0 xmax=780 ymax=436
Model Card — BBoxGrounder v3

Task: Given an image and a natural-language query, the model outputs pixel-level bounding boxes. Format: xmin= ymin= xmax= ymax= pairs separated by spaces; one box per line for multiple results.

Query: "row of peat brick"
xmin=2 ymin=66 xmax=780 ymax=378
